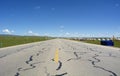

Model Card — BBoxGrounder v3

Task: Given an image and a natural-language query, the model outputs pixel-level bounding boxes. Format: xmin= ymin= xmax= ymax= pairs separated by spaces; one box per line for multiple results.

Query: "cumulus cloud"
xmin=2 ymin=29 xmax=14 ymax=34
xmin=65 ymin=32 xmax=70 ymax=36
xmin=62 ymin=32 xmax=81 ymax=37
xmin=27 ymin=30 xmax=39 ymax=36
xmin=28 ymin=30 xmax=33 ymax=34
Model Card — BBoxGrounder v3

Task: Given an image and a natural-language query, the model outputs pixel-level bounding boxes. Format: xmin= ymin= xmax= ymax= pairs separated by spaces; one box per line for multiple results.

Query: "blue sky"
xmin=0 ymin=0 xmax=120 ymax=37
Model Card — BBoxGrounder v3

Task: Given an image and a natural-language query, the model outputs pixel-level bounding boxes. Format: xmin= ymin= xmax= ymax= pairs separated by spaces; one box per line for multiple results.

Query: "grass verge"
xmin=73 ymin=40 xmax=120 ymax=48
xmin=0 ymin=35 xmax=53 ymax=48
xmin=82 ymin=40 xmax=120 ymax=48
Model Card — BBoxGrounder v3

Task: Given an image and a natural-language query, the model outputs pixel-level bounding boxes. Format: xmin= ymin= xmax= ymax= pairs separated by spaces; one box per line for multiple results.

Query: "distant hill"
xmin=0 ymin=34 xmax=20 ymax=37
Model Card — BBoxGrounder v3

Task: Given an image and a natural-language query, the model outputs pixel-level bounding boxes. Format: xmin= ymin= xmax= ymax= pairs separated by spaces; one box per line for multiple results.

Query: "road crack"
xmin=26 ymin=55 xmax=33 ymax=64
xmin=67 ymin=52 xmax=81 ymax=61
xmin=94 ymin=66 xmax=117 ymax=76
xmin=56 ymin=61 xmax=62 ymax=70
xmin=54 ymin=72 xmax=68 ymax=76
xmin=88 ymin=54 xmax=117 ymax=76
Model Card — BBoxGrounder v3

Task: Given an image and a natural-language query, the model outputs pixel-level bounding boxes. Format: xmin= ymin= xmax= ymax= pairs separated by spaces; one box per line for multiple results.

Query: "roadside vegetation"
xmin=81 ymin=40 xmax=120 ymax=48
xmin=0 ymin=35 xmax=53 ymax=48
xmin=71 ymin=39 xmax=120 ymax=48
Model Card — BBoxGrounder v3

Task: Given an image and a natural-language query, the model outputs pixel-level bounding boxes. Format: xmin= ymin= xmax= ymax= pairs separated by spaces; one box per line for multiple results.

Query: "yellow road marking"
xmin=54 ymin=48 xmax=59 ymax=63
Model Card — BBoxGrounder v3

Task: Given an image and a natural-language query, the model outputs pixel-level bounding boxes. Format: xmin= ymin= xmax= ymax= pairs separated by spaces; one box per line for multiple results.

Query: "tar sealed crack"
xmin=88 ymin=54 xmax=117 ymax=76
xmin=56 ymin=61 xmax=62 ymax=70
xmin=67 ymin=51 xmax=81 ymax=61
xmin=55 ymin=72 xmax=68 ymax=76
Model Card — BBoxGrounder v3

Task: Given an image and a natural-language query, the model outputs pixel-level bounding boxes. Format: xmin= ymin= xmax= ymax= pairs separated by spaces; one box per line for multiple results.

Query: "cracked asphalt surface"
xmin=0 ymin=39 xmax=120 ymax=76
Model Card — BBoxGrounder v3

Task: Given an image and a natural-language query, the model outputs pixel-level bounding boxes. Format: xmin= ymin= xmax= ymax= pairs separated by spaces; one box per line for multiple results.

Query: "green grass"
xmin=82 ymin=40 xmax=100 ymax=45
xmin=81 ymin=40 xmax=120 ymax=48
xmin=0 ymin=36 xmax=53 ymax=48
xmin=113 ymin=40 xmax=120 ymax=48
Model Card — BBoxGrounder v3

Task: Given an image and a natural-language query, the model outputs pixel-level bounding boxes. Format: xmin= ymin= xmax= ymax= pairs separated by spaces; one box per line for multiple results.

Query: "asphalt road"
xmin=0 ymin=39 xmax=120 ymax=76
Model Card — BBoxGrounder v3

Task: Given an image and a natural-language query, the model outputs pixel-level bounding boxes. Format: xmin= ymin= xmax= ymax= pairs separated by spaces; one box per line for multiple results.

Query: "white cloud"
xmin=2 ymin=29 xmax=14 ymax=34
xmin=65 ymin=32 xmax=70 ymax=35
xmin=62 ymin=32 xmax=82 ymax=37
xmin=28 ymin=30 xmax=33 ymax=34
xmin=2 ymin=29 xmax=10 ymax=34
xmin=27 ymin=30 xmax=39 ymax=36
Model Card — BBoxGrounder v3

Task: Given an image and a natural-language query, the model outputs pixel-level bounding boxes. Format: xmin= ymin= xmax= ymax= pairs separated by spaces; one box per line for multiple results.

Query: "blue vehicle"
xmin=101 ymin=40 xmax=114 ymax=46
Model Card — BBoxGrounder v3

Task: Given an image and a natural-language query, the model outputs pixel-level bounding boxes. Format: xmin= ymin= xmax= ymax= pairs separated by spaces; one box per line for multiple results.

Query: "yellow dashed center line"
xmin=54 ymin=48 xmax=59 ymax=63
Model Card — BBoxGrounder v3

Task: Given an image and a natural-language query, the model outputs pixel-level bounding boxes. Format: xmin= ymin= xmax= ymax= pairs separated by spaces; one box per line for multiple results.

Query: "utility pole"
xmin=112 ymin=35 xmax=115 ymax=41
